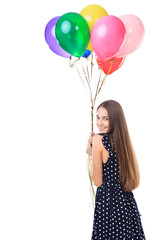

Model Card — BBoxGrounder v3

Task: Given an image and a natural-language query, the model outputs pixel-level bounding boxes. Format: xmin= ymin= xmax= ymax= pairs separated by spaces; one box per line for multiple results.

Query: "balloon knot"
xmin=110 ymin=59 xmax=115 ymax=64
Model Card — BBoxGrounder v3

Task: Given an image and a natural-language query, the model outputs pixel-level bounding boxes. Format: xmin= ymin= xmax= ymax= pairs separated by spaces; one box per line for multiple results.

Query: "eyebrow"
xmin=96 ymin=115 xmax=109 ymax=118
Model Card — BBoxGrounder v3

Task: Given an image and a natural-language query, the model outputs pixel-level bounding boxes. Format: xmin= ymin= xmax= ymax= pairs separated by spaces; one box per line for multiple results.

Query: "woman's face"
xmin=96 ymin=107 xmax=110 ymax=133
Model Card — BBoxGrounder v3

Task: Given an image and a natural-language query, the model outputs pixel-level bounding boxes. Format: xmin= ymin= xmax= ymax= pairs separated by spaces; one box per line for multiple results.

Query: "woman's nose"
xmin=99 ymin=118 xmax=103 ymax=125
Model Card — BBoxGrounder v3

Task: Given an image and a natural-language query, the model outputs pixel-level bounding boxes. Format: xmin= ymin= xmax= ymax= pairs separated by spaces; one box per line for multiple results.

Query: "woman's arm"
xmin=92 ymin=135 xmax=103 ymax=187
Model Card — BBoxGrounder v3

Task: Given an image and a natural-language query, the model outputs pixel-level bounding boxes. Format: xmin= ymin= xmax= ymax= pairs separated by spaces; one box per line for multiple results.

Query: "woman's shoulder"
xmin=94 ymin=133 xmax=109 ymax=139
xmin=93 ymin=133 xmax=104 ymax=140
xmin=93 ymin=134 xmax=104 ymax=147
xmin=93 ymin=134 xmax=103 ymax=150
xmin=94 ymin=133 xmax=113 ymax=150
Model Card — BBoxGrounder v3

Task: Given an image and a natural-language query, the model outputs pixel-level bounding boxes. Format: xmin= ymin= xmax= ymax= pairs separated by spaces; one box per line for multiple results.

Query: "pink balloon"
xmin=91 ymin=15 xmax=126 ymax=61
xmin=115 ymin=14 xmax=145 ymax=58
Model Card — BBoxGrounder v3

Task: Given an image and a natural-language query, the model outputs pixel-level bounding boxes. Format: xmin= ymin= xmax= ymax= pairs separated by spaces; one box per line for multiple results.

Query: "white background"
xmin=0 ymin=0 xmax=168 ymax=239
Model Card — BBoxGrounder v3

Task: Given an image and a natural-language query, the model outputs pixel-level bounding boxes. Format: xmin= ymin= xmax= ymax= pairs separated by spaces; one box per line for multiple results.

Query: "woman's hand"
xmin=86 ymin=132 xmax=95 ymax=156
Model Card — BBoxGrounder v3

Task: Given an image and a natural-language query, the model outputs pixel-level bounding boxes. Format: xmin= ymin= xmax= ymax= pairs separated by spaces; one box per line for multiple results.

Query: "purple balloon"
xmin=45 ymin=16 xmax=72 ymax=58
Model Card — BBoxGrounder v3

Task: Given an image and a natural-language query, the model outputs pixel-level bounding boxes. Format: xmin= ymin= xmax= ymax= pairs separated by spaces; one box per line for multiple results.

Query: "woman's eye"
xmin=104 ymin=117 xmax=108 ymax=120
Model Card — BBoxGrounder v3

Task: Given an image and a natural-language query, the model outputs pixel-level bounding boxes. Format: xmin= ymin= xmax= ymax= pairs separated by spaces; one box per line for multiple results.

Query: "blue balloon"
xmin=82 ymin=49 xmax=91 ymax=58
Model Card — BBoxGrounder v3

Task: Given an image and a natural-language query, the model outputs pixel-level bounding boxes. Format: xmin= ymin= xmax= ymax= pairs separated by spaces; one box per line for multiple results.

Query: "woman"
xmin=86 ymin=100 xmax=146 ymax=240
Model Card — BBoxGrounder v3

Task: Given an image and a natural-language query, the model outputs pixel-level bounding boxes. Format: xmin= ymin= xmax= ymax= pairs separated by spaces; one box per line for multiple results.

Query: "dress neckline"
xmin=98 ymin=133 xmax=111 ymax=136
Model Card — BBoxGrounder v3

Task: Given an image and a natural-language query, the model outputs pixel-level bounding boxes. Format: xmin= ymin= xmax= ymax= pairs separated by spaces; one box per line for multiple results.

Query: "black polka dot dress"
xmin=91 ymin=133 xmax=146 ymax=240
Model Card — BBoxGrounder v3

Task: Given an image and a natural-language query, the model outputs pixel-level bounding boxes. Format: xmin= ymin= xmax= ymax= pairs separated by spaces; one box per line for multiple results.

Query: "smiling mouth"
xmin=99 ymin=127 xmax=106 ymax=131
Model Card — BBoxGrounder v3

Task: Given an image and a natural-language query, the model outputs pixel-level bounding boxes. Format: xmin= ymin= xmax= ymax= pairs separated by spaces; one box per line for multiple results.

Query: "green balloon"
xmin=55 ymin=12 xmax=90 ymax=57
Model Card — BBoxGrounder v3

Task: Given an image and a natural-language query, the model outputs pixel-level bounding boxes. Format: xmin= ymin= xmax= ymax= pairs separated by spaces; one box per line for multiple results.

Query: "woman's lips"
xmin=99 ymin=127 xmax=106 ymax=131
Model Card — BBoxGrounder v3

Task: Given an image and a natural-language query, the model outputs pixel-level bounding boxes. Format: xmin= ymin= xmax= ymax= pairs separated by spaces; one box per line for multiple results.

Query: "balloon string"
xmin=90 ymin=52 xmax=94 ymax=79
xmin=96 ymin=62 xmax=113 ymax=96
xmin=102 ymin=63 xmax=113 ymax=84
xmin=97 ymin=75 xmax=107 ymax=95
xmin=80 ymin=61 xmax=92 ymax=94
xmin=74 ymin=64 xmax=91 ymax=98
xmin=107 ymin=64 xmax=113 ymax=75
xmin=69 ymin=57 xmax=80 ymax=68
xmin=87 ymin=155 xmax=95 ymax=205
xmin=88 ymin=155 xmax=92 ymax=172
xmin=86 ymin=63 xmax=91 ymax=85
xmin=89 ymin=52 xmax=94 ymax=88
xmin=94 ymin=69 xmax=103 ymax=106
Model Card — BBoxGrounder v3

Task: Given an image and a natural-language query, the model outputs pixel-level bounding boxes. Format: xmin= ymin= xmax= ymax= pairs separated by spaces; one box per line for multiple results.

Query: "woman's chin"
xmin=99 ymin=129 xmax=107 ymax=133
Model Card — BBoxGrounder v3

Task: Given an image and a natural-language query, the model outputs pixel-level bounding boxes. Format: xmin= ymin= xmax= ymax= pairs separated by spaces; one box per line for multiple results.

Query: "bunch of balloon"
xmin=44 ymin=4 xmax=145 ymax=208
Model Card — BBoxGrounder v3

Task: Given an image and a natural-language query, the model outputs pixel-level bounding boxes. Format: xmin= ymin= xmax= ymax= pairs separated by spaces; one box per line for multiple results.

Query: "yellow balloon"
xmin=80 ymin=4 xmax=108 ymax=51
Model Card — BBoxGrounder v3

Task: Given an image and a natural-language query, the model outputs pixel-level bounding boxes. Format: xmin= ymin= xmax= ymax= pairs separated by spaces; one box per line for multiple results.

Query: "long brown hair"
xmin=97 ymin=100 xmax=140 ymax=192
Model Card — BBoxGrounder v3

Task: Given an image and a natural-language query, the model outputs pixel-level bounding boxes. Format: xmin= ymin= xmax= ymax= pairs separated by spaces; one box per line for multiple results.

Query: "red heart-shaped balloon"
xmin=96 ymin=55 xmax=125 ymax=75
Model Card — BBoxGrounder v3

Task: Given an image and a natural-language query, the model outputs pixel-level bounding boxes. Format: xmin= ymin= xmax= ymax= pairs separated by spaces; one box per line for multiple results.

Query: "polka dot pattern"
xmin=91 ymin=133 xmax=146 ymax=240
